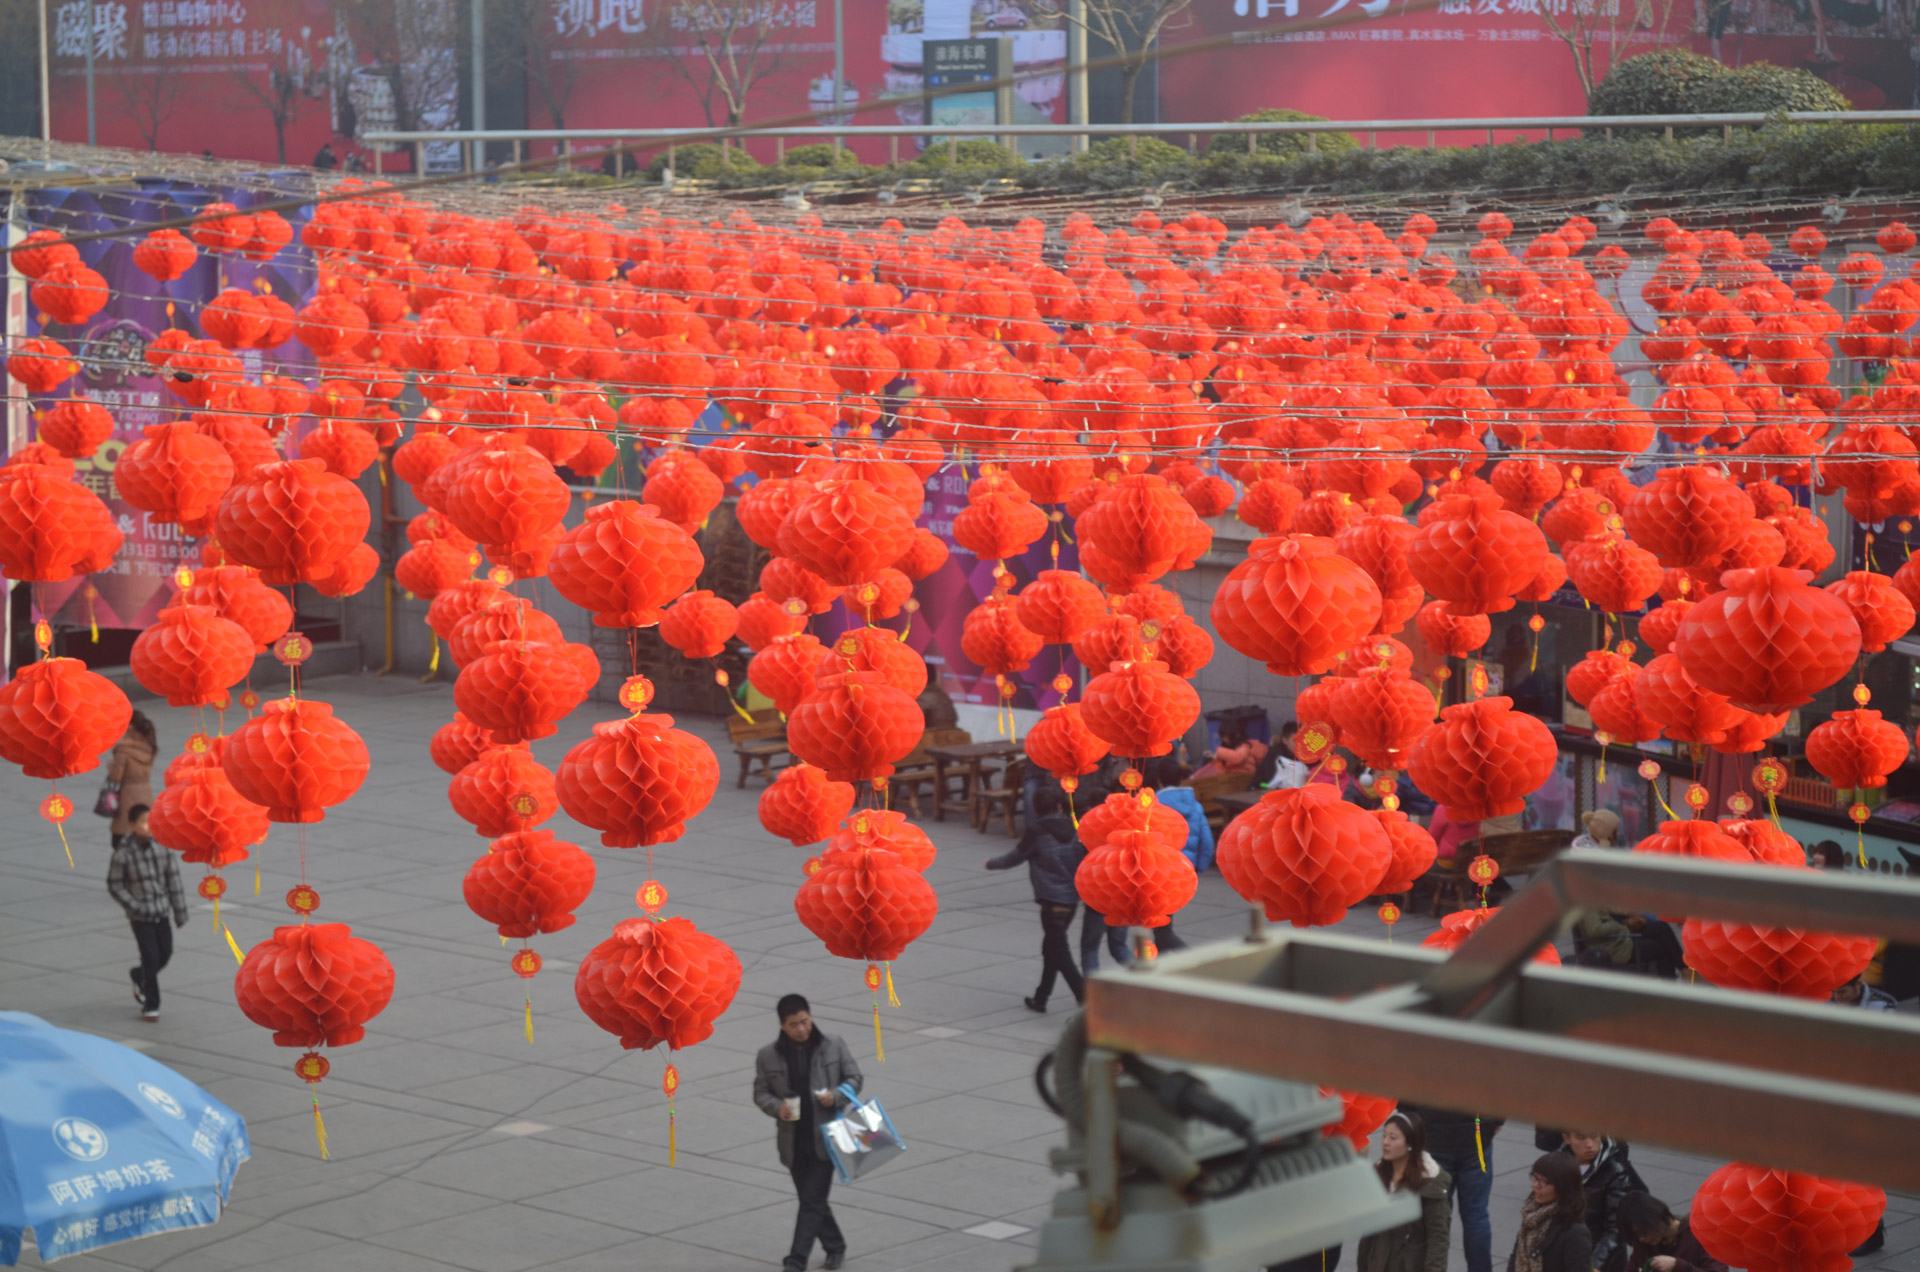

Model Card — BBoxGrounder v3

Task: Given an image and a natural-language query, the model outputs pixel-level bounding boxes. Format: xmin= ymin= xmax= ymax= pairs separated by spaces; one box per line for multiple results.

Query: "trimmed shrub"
xmin=645 ymin=143 xmax=762 ymax=182
xmin=1687 ymin=62 xmax=1852 ymax=114
xmin=1209 ymin=107 xmax=1361 ymax=158
xmin=1588 ymin=49 xmax=1728 ymax=117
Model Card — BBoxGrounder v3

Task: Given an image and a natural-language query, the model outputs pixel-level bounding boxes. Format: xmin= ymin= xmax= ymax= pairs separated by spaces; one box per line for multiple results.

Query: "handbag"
xmin=92 ymin=781 xmax=120 ymax=819
xmin=818 ymin=1082 xmax=905 ymax=1183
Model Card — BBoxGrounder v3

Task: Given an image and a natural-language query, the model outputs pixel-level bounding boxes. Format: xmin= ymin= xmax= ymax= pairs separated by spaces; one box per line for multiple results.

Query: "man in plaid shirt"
xmin=106 ymin=804 xmax=187 ymax=1021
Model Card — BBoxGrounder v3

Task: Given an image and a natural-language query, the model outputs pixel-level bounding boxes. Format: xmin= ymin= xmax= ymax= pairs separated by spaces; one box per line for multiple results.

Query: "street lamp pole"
xmin=37 ymin=0 xmax=51 ymax=156
xmin=1067 ymin=0 xmax=1088 ymax=153
xmin=85 ymin=0 xmax=96 ymax=146
xmin=470 ymin=0 xmax=485 ymax=172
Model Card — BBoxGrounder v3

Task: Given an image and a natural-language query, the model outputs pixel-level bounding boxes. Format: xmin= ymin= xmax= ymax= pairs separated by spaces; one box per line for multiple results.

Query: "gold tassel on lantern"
xmin=313 ymin=1098 xmax=330 ymax=1161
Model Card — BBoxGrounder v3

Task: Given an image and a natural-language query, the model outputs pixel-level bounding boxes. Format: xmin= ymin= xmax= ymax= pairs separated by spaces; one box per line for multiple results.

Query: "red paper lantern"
xmin=814 ymin=627 xmax=926 ymax=698
xmin=1024 ymin=703 xmax=1113 ymax=780
xmin=844 ymin=569 xmax=914 ymax=622
xmin=1405 ymin=696 xmax=1558 ymax=821
xmin=642 ymin=450 xmax=726 ymax=532
xmin=1081 ymin=659 xmax=1201 ymax=759
xmin=449 ymin=746 xmax=558 ymax=837
xmin=441 ymin=443 xmax=572 ymax=560
xmin=894 ymin=528 xmax=951 ymax=580
xmin=776 ymin=478 xmax=916 ymax=587
xmin=1587 ymin=676 xmax=1663 ymax=744
xmin=1076 ymin=473 xmax=1209 ymax=591
xmin=1718 ymin=818 xmax=1805 ymax=866
xmin=1422 ymin=907 xmax=1562 ymax=962
xmin=735 ymin=591 xmax=808 ymax=650
xmin=737 ymin=478 xmax=813 ymax=549
xmin=463 ymin=829 xmax=597 ymax=938
xmin=1637 ymin=599 xmax=1694 ymax=655
xmin=1564 ymin=648 xmax=1635 ymax=708
xmin=786 ymin=671 xmax=925 ymax=783
xmin=425 ymin=578 xmax=502 ymax=641
xmin=1413 ymin=601 xmax=1492 ymax=659
xmin=1805 ymin=709 xmax=1910 ymax=790
xmin=1373 ymin=809 xmax=1439 ymax=894
xmin=448 ymin=597 xmax=565 ymax=668
xmin=214 ymin=459 xmax=371 ymax=586
xmin=1077 ymin=789 xmax=1191 ymax=853
xmin=33 ymin=262 xmax=110 ymax=326
xmin=1632 ymin=653 xmax=1746 ymax=746
xmin=310 ymin=540 xmax=379 ymax=601
xmin=1211 ymin=534 xmax=1384 ymax=675
xmin=795 ymin=845 xmax=939 ymax=961
xmin=575 ymin=915 xmax=742 ymax=1050
xmin=1328 ymin=670 xmax=1435 ymax=771
xmin=1153 ymin=614 xmax=1214 ymax=679
xmin=1690 ymin=1165 xmax=1884 ymax=1272
xmin=148 ymin=767 xmax=269 ymax=867
xmin=430 ymin=712 xmax=505 ymax=775
xmin=1823 ymin=571 xmax=1915 ymax=653
xmin=7 ymin=337 xmax=77 ymax=394
xmin=1620 ymin=466 xmax=1754 ymax=567
xmin=222 ymin=697 xmax=370 ymax=824
xmin=181 ymin=566 xmax=294 ymax=652
xmin=1016 ymin=569 xmax=1108 ymax=644
xmin=132 ymin=228 xmax=199 ymax=281
xmin=759 ymin=762 xmax=858 ymax=846
xmin=0 ymin=462 xmax=120 ymax=582
xmin=961 ymin=595 xmax=1045 ymax=676
xmin=0 ymin=657 xmax=132 ymax=779
xmin=1632 ymin=819 xmax=1750 ymax=863
xmin=659 ymin=590 xmax=739 ymax=659
xmin=129 ymin=604 xmax=257 ymax=707
xmin=1075 ymin=826 xmax=1198 ymax=927
xmin=748 ymin=633 xmax=830 ymax=715
xmin=235 ymin=922 xmax=394 ymax=1047
xmin=1671 ymin=566 xmax=1862 ymax=714
xmin=1565 ymin=536 xmax=1663 ymax=613
xmin=1682 ymin=917 xmax=1875 ymax=999
xmin=1407 ymin=494 xmax=1548 ymax=615
xmin=294 ymin=421 xmax=380 ymax=481
xmin=1321 ymin=1089 xmax=1399 ymax=1153
xmin=454 ymin=640 xmax=592 ymax=744
xmin=1216 ymin=785 xmax=1392 ymax=927
xmin=394 ymin=539 xmax=473 ymax=600
xmin=826 ymin=809 xmax=937 ymax=872
xmin=953 ymin=489 xmax=1050 ymax=562
xmin=38 ymin=399 xmax=114 ymax=458
xmin=556 ymin=713 xmax=720 ymax=847
xmin=760 ymin=555 xmax=838 ymax=614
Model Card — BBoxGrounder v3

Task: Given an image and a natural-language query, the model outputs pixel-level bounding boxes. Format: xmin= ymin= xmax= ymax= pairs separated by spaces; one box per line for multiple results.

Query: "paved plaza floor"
xmin=4 ymin=672 xmax=1918 ymax=1271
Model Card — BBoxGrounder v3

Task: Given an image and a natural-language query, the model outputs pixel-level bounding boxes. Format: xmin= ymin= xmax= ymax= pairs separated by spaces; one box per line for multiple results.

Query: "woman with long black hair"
xmin=1508 ymin=1152 xmax=1593 ymax=1272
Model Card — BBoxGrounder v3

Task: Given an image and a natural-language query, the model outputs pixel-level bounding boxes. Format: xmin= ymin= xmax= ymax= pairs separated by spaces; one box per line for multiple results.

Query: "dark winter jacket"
xmin=1625 ymin=1218 xmax=1728 ymax=1272
xmin=1557 ymin=1139 xmax=1643 ymax=1272
xmin=1396 ymin=1104 xmax=1504 ymax=1161
xmin=1354 ymin=1155 xmax=1452 ymax=1272
xmin=987 ymin=814 xmax=1084 ymax=905
xmin=1508 ymin=1216 xmax=1593 ymax=1272
xmin=752 ymin=1030 xmax=864 ymax=1168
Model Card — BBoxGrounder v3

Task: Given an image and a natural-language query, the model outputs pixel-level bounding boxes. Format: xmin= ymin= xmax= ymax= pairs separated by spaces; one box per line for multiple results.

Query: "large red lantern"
xmin=1076 ymin=473 xmax=1209 ymax=591
xmin=463 ymin=830 xmax=597 ymax=938
xmin=776 ymin=478 xmax=916 ymax=587
xmin=1823 ymin=570 xmax=1915 ymax=653
xmin=758 ymin=763 xmax=857 ymax=846
xmin=129 ymin=604 xmax=257 ymax=707
xmin=1407 ymin=494 xmax=1548 ymax=615
xmin=214 ymin=459 xmax=371 ymax=586
xmin=449 ymin=746 xmax=558 ymax=837
xmin=961 ymin=595 xmax=1045 ymax=676
xmin=1016 ymin=569 xmax=1108 ymax=644
xmin=1632 ymin=819 xmax=1749 ymax=862
xmin=0 ymin=462 xmax=120 ymax=582
xmin=813 ymin=628 xmax=926 ymax=698
xmin=181 ymin=565 xmax=294 ymax=652
xmin=1405 ymin=697 xmax=1557 ymax=821
xmin=826 ymin=809 xmax=938 ymax=873
xmin=747 ymin=633 xmax=830 ymax=716
xmin=148 ymin=767 xmax=270 ymax=866
xmin=1620 ymin=466 xmax=1754 ymax=567
xmin=659 ymin=591 xmax=739 ymax=659
xmin=234 ymin=922 xmax=394 ymax=1047
xmin=1587 ymin=675 xmax=1663 ymax=745
xmin=1211 ymin=535 xmax=1383 ymax=675
xmin=1080 ymin=659 xmax=1201 ymax=759
xmin=37 ymin=398 xmax=114 ymax=459
xmin=453 ymin=640 xmax=592 ymax=744
xmin=575 ymin=914 xmax=742 ymax=1050
xmin=1215 ymin=785 xmax=1392 ymax=927
xmin=547 ymin=500 xmax=705 ymax=628
xmin=1805 ymin=710 xmax=1910 ymax=790
xmin=1689 ymin=1165 xmax=1884 ymax=1272
xmin=786 ymin=671 xmax=925 ymax=783
xmin=441 ymin=443 xmax=572 ymax=562
xmin=222 ymin=697 xmax=370 ymax=823
xmin=795 ymin=845 xmax=939 ymax=961
xmin=394 ymin=539 xmax=473 ymax=601
xmin=1075 ymin=827 xmax=1197 ymax=928
xmin=1423 ymin=907 xmax=1562 ymax=963
xmin=1671 ymin=566 xmax=1862 ymax=713
xmin=735 ymin=591 xmax=808 ymax=650
xmin=1682 ymin=917 xmax=1875 ymax=999
xmin=1373 ymin=809 xmax=1439 ymax=894
xmin=1564 ymin=648 xmax=1635 ymax=708
xmin=1328 ymin=670 xmax=1435 ymax=771
xmin=1632 ymin=653 xmax=1746 ymax=746
xmin=953 ymin=488 xmax=1050 ymax=562
xmin=1565 ymin=536 xmax=1663 ymax=614
xmin=1078 ymin=790 xmax=1191 ymax=853
xmin=429 ymin=712 xmax=502 ymax=775
xmin=555 ymin=711 xmax=720 ymax=848
xmin=641 ymin=450 xmax=725 ymax=532
xmin=0 ymin=657 xmax=133 ymax=780
xmin=1413 ymin=601 xmax=1492 ymax=659
xmin=1024 ymin=703 xmax=1113 ymax=781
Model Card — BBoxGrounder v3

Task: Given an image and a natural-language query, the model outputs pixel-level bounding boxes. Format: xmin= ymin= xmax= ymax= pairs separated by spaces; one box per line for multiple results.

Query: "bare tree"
xmin=484 ymin=0 xmax=594 ymax=132
xmin=1037 ymin=0 xmax=1193 ymax=126
xmin=1538 ymin=0 xmax=1684 ymax=103
xmin=647 ymin=0 xmax=795 ymax=128
xmin=230 ymin=60 xmax=311 ymax=164
xmin=108 ymin=69 xmax=187 ymax=150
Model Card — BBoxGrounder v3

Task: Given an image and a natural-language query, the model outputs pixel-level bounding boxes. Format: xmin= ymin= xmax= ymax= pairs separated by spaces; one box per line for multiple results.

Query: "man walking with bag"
xmin=753 ymin=994 xmax=863 ymax=1272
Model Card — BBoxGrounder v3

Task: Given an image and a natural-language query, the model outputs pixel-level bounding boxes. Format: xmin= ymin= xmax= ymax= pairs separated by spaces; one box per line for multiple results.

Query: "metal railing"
xmin=364 ymin=111 xmax=1920 ymax=177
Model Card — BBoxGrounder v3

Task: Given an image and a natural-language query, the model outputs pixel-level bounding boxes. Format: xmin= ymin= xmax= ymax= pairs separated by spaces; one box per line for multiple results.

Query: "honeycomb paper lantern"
xmin=844 ymin=569 xmax=914 ymax=622
xmin=556 ymin=713 xmax=720 ymax=848
xmin=549 ymin=500 xmax=705 ymax=628
xmin=1328 ymin=670 xmax=1435 ymax=771
xmin=786 ymin=671 xmax=925 ymax=783
xmin=775 ymin=478 xmax=915 ymax=587
xmin=1211 ymin=534 xmax=1384 ymax=675
xmin=812 ymin=627 xmax=927 ymax=698
xmin=1025 ymin=703 xmax=1113 ymax=781
xmin=0 ymin=657 xmax=133 ymax=780
xmin=748 ymin=633 xmax=830 ymax=716
xmin=129 ymin=604 xmax=258 ymax=707
xmin=449 ymin=746 xmax=558 ymax=837
xmin=234 ymin=922 xmax=395 ymax=1047
xmin=441 ymin=443 xmax=572 ymax=559
xmin=735 ymin=591 xmax=808 ymax=650
xmin=1671 ymin=567 xmax=1862 ymax=714
xmin=1153 ymin=614 xmax=1215 ymax=679
xmin=659 ymin=590 xmax=739 ymax=659
xmin=424 ymin=578 xmax=503 ymax=641
xmin=1322 ymin=1089 xmax=1400 ymax=1153
xmin=214 ymin=458 xmax=371 ymax=586
xmin=394 ymin=539 xmax=474 ymax=601
xmin=453 ymin=640 xmax=592 ymax=745
xmin=1620 ymin=461 xmax=1756 ymax=567
xmin=736 ymin=477 xmax=813 ymax=549
xmin=1565 ymin=648 xmax=1636 ymax=709
xmin=37 ymin=398 xmax=114 ymax=459
xmin=1587 ymin=675 xmax=1663 ymax=744
xmin=952 ymin=489 xmax=1050 ymax=562
xmin=148 ymin=767 xmax=269 ymax=867
xmin=1637 ymin=599 xmax=1694 ymax=655
xmin=1689 ymin=1165 xmax=1885 ymax=1272
xmin=1215 ymin=785 xmax=1392 ymax=927
xmin=1373 ymin=809 xmax=1439 ymax=894
xmin=0 ymin=462 xmax=121 ymax=583
xmin=1805 ymin=709 xmax=1910 ymax=791
xmin=222 ymin=697 xmax=370 ymax=824
xmin=960 ymin=596 xmax=1045 ymax=676
xmin=1632 ymin=819 xmax=1750 ymax=863
xmin=163 ymin=734 xmax=227 ymax=785
xmin=641 ymin=450 xmax=725 ymax=531
xmin=760 ymin=555 xmax=837 ymax=614
xmin=1565 ymin=536 xmax=1663 ymax=614
xmin=575 ymin=915 xmax=742 ymax=1051
xmin=1081 ymin=659 xmax=1201 ymax=759
xmin=1823 ymin=571 xmax=1915 ymax=653
xmin=825 ymin=809 xmax=938 ymax=873
xmin=1077 ymin=790 xmax=1190 ymax=853
xmin=1633 ymin=653 xmax=1746 ymax=746
xmin=429 ymin=712 xmax=506 ymax=775
xmin=1074 ymin=827 xmax=1197 ymax=928
xmin=1423 ymin=907 xmax=1562 ymax=962
xmin=1405 ymin=697 xmax=1557 ymax=821
xmin=1413 ymin=601 xmax=1492 ymax=659
xmin=1682 ymin=918 xmax=1875 ymax=999
xmin=1406 ymin=495 xmax=1548 ymax=615
xmin=463 ymin=829 xmax=597 ymax=939
xmin=894 ymin=528 xmax=950 ymax=580
xmin=448 ymin=598 xmax=565 ymax=669
xmin=1720 ymin=818 xmax=1806 ymax=866
xmin=181 ymin=566 xmax=294 ymax=652
xmin=758 ymin=763 xmax=857 ymax=846
xmin=1075 ymin=473 xmax=1209 ymax=591
xmin=795 ymin=845 xmax=940 ymax=961
xmin=1016 ymin=569 xmax=1108 ymax=644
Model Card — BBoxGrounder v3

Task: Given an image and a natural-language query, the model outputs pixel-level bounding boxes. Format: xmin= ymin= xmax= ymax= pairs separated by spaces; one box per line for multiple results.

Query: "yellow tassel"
xmin=885 ymin=962 xmax=900 ymax=1009
xmin=524 ymin=997 xmax=535 ymax=1044
xmin=728 ymin=696 xmax=757 ymax=723
xmin=313 ymin=1099 xmax=330 ymax=1161
xmin=89 ymin=613 xmax=98 ymax=643
xmin=223 ymin=925 xmax=245 ymax=965
xmin=500 ymin=933 xmax=510 ymax=946
xmin=55 ymin=822 xmax=73 ymax=869
xmin=254 ymin=860 xmax=261 ymax=895
xmin=872 ymin=1002 xmax=885 ymax=1063
xmin=1474 ymin=1118 xmax=1486 ymax=1173
xmin=429 ymin=638 xmax=440 ymax=674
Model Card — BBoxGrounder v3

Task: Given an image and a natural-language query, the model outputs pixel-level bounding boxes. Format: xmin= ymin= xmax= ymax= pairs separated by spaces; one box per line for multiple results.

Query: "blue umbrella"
xmin=0 ymin=1012 xmax=248 ymax=1265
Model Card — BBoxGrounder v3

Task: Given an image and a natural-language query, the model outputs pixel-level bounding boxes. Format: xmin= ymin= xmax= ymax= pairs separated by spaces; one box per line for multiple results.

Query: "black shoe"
xmin=1852 ymin=1219 xmax=1886 ymax=1257
xmin=1024 ymin=995 xmax=1047 ymax=1013
xmin=825 ymin=1252 xmax=846 ymax=1270
xmin=130 ymin=969 xmax=143 ymax=1005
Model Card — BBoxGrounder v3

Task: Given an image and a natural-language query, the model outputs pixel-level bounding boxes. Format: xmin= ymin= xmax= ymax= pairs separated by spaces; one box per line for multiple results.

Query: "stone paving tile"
xmin=2 ymin=672 xmax=1913 ymax=1270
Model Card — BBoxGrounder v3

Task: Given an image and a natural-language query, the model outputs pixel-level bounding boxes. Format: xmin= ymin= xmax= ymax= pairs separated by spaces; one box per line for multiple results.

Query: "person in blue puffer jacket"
xmin=1141 ymin=756 xmax=1213 ymax=951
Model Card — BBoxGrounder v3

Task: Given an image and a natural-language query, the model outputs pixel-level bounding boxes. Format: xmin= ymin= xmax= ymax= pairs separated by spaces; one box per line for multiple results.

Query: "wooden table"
xmin=924 ymin=742 xmax=1024 ymax=823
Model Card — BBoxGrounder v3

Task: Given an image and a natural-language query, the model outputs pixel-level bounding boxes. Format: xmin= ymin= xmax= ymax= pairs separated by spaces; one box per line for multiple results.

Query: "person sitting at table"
xmin=917 ymin=660 xmax=958 ymax=731
xmin=1192 ymin=720 xmax=1268 ymax=781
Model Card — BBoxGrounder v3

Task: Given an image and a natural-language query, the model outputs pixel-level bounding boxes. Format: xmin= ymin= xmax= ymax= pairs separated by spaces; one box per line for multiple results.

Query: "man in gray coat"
xmin=753 ymin=994 xmax=863 ymax=1272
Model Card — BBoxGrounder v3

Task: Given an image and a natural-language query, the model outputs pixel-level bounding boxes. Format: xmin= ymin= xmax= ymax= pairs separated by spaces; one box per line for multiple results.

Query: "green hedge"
xmin=1589 ymin=50 xmax=1851 ymax=118
xmin=1208 ymin=107 xmax=1360 ymax=159
xmin=645 ymin=142 xmax=762 ymax=182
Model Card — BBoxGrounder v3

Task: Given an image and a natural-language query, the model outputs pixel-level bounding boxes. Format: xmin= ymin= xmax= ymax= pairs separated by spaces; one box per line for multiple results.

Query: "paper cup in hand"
xmin=782 ymin=1096 xmax=801 ymax=1120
